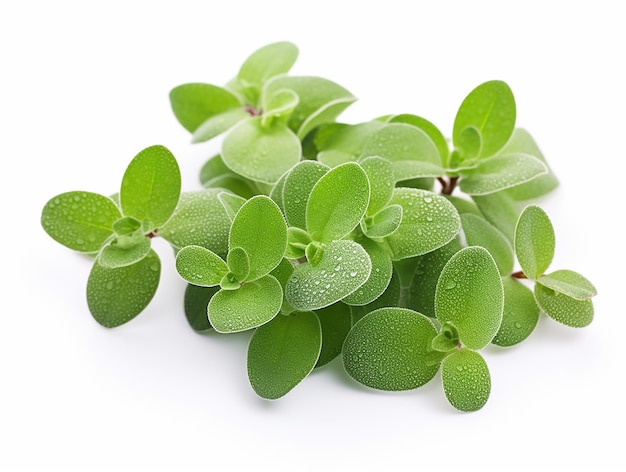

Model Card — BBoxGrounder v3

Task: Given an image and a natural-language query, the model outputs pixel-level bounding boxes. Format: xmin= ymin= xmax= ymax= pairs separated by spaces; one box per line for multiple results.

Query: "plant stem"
xmin=511 ymin=271 xmax=528 ymax=279
xmin=439 ymin=176 xmax=459 ymax=195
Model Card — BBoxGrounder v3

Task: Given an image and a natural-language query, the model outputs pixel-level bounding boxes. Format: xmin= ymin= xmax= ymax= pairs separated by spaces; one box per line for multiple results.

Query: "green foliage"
xmin=42 ymin=41 xmax=597 ymax=411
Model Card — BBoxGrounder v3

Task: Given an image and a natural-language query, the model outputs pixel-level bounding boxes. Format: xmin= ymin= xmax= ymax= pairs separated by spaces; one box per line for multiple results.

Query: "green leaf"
xmin=227 ymin=247 xmax=250 ymax=282
xmin=159 ymin=190 xmax=231 ymax=258
xmin=360 ymin=156 xmax=395 ymax=215
xmin=208 ymin=275 xmax=283 ymax=333
xmin=461 ymin=213 xmax=514 ymax=275
xmin=537 ymin=270 xmax=597 ymax=300
xmin=356 ymin=266 xmax=402 ymax=321
xmin=175 ymin=245 xmax=229 ymax=287
xmin=199 ymin=154 xmax=256 ymax=198
xmin=408 ymin=237 xmax=463 ymax=317
xmin=191 ymin=107 xmax=249 ymax=143
xmin=445 ymin=195 xmax=482 ymax=216
xmin=41 ymin=191 xmax=120 ymax=253
xmin=435 ymin=246 xmax=504 ymax=349
xmin=492 ymin=277 xmax=540 ymax=347
xmin=112 ymin=216 xmax=141 ymax=236
xmin=285 ymin=227 xmax=312 ymax=260
xmin=269 ymin=258 xmax=296 ymax=315
xmin=454 ymin=126 xmax=482 ymax=162
xmin=314 ymin=302 xmax=352 ymax=368
xmin=441 ymin=348 xmax=491 ymax=412
xmin=534 ymin=284 xmax=593 ymax=328
xmin=184 ymin=284 xmax=218 ymax=332
xmin=432 ymin=322 xmax=460 ymax=352
xmin=263 ymin=75 xmax=356 ymax=139
xmin=222 ymin=117 xmax=301 ymax=184
xmin=217 ymin=192 xmax=247 ymax=222
xmin=453 ymin=80 xmax=516 ymax=159
xmin=383 ymin=188 xmax=461 ymax=260
xmin=388 ymin=114 xmax=450 ymax=167
xmin=459 ymin=153 xmax=548 ymax=196
xmin=98 ymin=235 xmax=151 ymax=269
xmin=283 ymin=160 xmax=329 ymax=229
xmin=514 ymin=205 xmax=555 ymax=280
xmin=361 ymin=204 xmax=402 ymax=239
xmin=472 ymin=192 xmax=521 ymax=243
xmin=342 ymin=238 xmax=393 ymax=306
xmin=501 ymin=128 xmax=559 ymax=200
xmin=306 ymin=162 xmax=370 ymax=243
xmin=120 ymin=145 xmax=181 ymax=229
xmin=285 ymin=240 xmax=371 ymax=311
xmin=342 ymin=307 xmax=443 ymax=391
xmin=169 ymin=83 xmax=242 ymax=133
xmin=247 ymin=310 xmax=321 ymax=399
xmin=87 ymin=249 xmax=161 ymax=327
xmin=230 ymin=195 xmax=287 ymax=281
xmin=360 ymin=123 xmax=444 ymax=180
xmin=261 ymin=88 xmax=299 ymax=127
xmin=269 ymin=169 xmax=289 ymax=213
xmin=316 ymin=121 xmax=386 ymax=164
xmin=237 ymin=41 xmax=299 ymax=105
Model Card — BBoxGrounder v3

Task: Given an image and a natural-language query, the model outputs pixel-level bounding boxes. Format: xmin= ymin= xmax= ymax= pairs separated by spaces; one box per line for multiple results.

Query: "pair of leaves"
xmin=41 ymin=145 xmax=181 ymax=326
xmin=175 ymin=195 xmax=287 ymax=332
xmin=515 ymin=205 xmax=596 ymax=327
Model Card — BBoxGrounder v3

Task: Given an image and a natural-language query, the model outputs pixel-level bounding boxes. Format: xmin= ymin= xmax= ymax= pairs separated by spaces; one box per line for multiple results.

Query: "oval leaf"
xmin=383 ymin=188 xmax=461 ymax=260
xmin=247 ymin=311 xmax=321 ymax=399
xmin=461 ymin=213 xmax=514 ymax=275
xmin=98 ymin=235 xmax=151 ymax=269
xmin=87 ymin=250 xmax=161 ymax=328
xmin=514 ymin=205 xmax=555 ymax=280
xmin=360 ymin=156 xmax=395 ymax=215
xmin=285 ymin=240 xmax=371 ymax=311
xmin=184 ymin=284 xmax=219 ymax=332
xmin=342 ymin=307 xmax=443 ymax=391
xmin=441 ymin=348 xmax=491 ymax=412
xmin=169 ymin=83 xmax=242 ymax=133
xmin=537 ymin=269 xmax=597 ymax=300
xmin=361 ymin=204 xmax=402 ymax=239
xmin=314 ymin=302 xmax=352 ymax=368
xmin=492 ymin=277 xmax=540 ymax=347
xmin=389 ymin=114 xmax=450 ymax=167
xmin=41 ymin=191 xmax=119 ymax=253
xmin=459 ymin=153 xmax=548 ymax=196
xmin=192 ymin=107 xmax=249 ymax=143
xmin=283 ymin=160 xmax=329 ymax=229
xmin=208 ymin=275 xmax=283 ymax=333
xmin=222 ymin=117 xmax=302 ymax=184
xmin=435 ymin=246 xmax=504 ymax=349
xmin=534 ymin=283 xmax=594 ymax=328
xmin=453 ymin=80 xmax=516 ymax=159
xmin=175 ymin=245 xmax=229 ymax=287
xmin=342 ymin=239 xmax=393 ymax=306
xmin=230 ymin=195 xmax=287 ymax=281
xmin=120 ymin=145 xmax=181 ymax=229
xmin=306 ymin=162 xmax=370 ymax=243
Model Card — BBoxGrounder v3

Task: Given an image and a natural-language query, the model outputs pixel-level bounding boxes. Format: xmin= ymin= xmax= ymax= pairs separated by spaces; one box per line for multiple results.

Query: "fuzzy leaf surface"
xmin=534 ymin=284 xmax=593 ymax=328
xmin=98 ymin=236 xmax=151 ymax=269
xmin=169 ymin=83 xmax=241 ymax=132
xmin=175 ymin=245 xmax=229 ymax=287
xmin=435 ymin=246 xmax=504 ymax=349
xmin=453 ymin=80 xmax=516 ymax=159
xmin=41 ymin=191 xmax=120 ymax=253
xmin=459 ymin=153 xmax=548 ymax=196
xmin=343 ymin=308 xmax=443 ymax=391
xmin=285 ymin=240 xmax=371 ymax=311
xmin=442 ymin=348 xmax=491 ymax=412
xmin=360 ymin=156 xmax=395 ymax=215
xmin=383 ymin=188 xmax=461 ymax=260
xmin=192 ymin=108 xmax=249 ymax=143
xmin=87 ymin=249 xmax=160 ymax=328
xmin=461 ymin=213 xmax=514 ymax=275
xmin=361 ymin=204 xmax=402 ymax=239
xmin=492 ymin=277 xmax=540 ymax=347
xmin=160 ymin=190 xmax=231 ymax=257
xmin=515 ymin=205 xmax=555 ymax=280
xmin=389 ymin=114 xmax=450 ymax=166
xmin=209 ymin=275 xmax=283 ymax=333
xmin=537 ymin=270 xmax=597 ymax=300
xmin=120 ymin=145 xmax=181 ymax=229
xmin=283 ymin=160 xmax=329 ymax=229
xmin=230 ymin=195 xmax=287 ymax=281
xmin=472 ymin=192 xmax=521 ymax=243
xmin=342 ymin=239 xmax=393 ymax=306
xmin=222 ymin=117 xmax=301 ymax=184
xmin=248 ymin=310 xmax=321 ymax=400
xmin=306 ymin=162 xmax=369 ymax=243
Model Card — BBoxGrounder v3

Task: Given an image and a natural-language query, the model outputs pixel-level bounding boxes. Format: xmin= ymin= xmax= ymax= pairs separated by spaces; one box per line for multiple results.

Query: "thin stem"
xmin=511 ymin=271 xmax=528 ymax=279
xmin=439 ymin=176 xmax=459 ymax=196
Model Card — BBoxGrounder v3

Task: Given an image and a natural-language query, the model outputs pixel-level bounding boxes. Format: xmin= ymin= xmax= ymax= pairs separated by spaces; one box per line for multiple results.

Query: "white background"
xmin=1 ymin=1 xmax=624 ymax=471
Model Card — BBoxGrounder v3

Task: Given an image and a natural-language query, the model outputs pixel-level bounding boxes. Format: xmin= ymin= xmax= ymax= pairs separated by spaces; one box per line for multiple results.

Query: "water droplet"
xmin=424 ymin=197 xmax=432 ymax=203
xmin=349 ymin=271 xmax=357 ymax=277
xmin=514 ymin=322 xmax=522 ymax=329
xmin=106 ymin=281 xmax=114 ymax=290
xmin=444 ymin=280 xmax=457 ymax=290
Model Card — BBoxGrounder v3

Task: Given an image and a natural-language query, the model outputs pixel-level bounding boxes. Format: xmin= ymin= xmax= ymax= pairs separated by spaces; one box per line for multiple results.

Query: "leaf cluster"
xmin=41 ymin=42 xmax=596 ymax=411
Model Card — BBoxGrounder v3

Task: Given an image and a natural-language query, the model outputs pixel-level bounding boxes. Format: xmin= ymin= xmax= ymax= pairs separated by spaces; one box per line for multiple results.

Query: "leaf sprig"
xmin=41 ymin=41 xmax=596 ymax=410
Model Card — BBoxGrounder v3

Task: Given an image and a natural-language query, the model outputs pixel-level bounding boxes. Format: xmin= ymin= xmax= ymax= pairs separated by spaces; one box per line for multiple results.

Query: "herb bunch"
xmin=41 ymin=41 xmax=597 ymax=411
